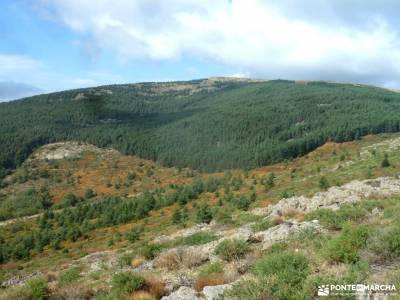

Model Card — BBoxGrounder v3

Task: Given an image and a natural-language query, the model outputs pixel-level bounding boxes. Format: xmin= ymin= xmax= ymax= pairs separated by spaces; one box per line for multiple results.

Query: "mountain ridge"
xmin=2 ymin=78 xmax=400 ymax=176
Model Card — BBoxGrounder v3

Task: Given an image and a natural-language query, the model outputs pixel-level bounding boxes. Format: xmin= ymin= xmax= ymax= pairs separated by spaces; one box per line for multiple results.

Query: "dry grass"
xmin=52 ymin=283 xmax=95 ymax=300
xmin=271 ymin=215 xmax=284 ymax=225
xmin=131 ymin=257 xmax=145 ymax=268
xmin=281 ymin=208 xmax=301 ymax=218
xmin=143 ymin=274 xmax=166 ymax=299
xmin=367 ymin=191 xmax=390 ymax=200
xmin=194 ymin=274 xmax=225 ymax=292
xmin=153 ymin=247 xmax=207 ymax=270
xmin=43 ymin=271 xmax=58 ymax=283
xmin=130 ymin=290 xmax=156 ymax=300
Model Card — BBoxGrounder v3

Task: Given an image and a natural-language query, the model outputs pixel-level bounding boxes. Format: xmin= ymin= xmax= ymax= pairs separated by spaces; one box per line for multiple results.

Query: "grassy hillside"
xmin=1 ymin=134 xmax=400 ymax=299
xmin=2 ymin=78 xmax=400 ymax=175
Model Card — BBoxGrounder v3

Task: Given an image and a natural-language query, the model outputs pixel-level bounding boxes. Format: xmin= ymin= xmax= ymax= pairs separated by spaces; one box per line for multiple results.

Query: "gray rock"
xmin=254 ymin=177 xmax=400 ymax=218
xmin=161 ymin=286 xmax=201 ymax=300
xmin=162 ymin=272 xmax=195 ymax=294
xmin=1 ymin=271 xmax=42 ymax=288
xmin=254 ymin=220 xmax=321 ymax=249
xmin=371 ymin=207 xmax=383 ymax=216
xmin=203 ymin=284 xmax=232 ymax=300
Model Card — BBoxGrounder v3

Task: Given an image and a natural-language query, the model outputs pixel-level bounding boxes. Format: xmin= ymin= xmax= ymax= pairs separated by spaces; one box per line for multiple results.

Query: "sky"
xmin=1 ymin=0 xmax=400 ymax=101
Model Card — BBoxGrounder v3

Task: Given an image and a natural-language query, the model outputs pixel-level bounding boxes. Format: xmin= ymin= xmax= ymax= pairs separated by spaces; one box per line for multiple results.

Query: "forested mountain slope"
xmin=2 ymin=78 xmax=400 ymax=174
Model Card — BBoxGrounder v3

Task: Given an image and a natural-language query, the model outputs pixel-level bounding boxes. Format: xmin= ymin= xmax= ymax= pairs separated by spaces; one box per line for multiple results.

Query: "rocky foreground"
xmin=3 ymin=175 xmax=400 ymax=299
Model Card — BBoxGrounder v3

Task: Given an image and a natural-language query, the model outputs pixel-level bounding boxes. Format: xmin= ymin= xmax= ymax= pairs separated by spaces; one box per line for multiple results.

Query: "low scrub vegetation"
xmin=305 ymin=204 xmax=368 ymax=230
xmin=1 ymin=277 xmax=50 ymax=300
xmin=172 ymin=231 xmax=217 ymax=246
xmin=58 ymin=266 xmax=81 ymax=286
xmin=153 ymin=247 xmax=207 ymax=270
xmin=194 ymin=262 xmax=225 ymax=291
xmin=252 ymin=215 xmax=283 ymax=232
xmin=370 ymin=223 xmax=400 ymax=260
xmin=225 ymin=250 xmax=310 ymax=300
xmin=215 ymin=239 xmax=250 ymax=261
xmin=111 ymin=272 xmax=145 ymax=295
xmin=323 ymin=224 xmax=371 ymax=264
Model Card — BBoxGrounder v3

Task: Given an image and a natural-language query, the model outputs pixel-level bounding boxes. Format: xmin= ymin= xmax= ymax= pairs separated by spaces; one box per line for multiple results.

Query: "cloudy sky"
xmin=1 ymin=0 xmax=400 ymax=101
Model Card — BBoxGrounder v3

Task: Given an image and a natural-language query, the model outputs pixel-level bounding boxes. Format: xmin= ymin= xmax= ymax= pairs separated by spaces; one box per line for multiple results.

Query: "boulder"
xmin=203 ymin=284 xmax=232 ymax=300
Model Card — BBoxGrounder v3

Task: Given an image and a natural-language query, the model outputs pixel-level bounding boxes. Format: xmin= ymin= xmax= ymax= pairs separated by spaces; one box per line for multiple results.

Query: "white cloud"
xmin=0 ymin=52 xmax=127 ymax=100
xmin=37 ymin=0 xmax=400 ymax=87
xmin=0 ymin=54 xmax=43 ymax=76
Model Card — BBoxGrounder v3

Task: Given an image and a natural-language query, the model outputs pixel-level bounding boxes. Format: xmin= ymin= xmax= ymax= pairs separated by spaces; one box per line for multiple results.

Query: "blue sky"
xmin=0 ymin=0 xmax=235 ymax=100
xmin=1 ymin=0 xmax=400 ymax=101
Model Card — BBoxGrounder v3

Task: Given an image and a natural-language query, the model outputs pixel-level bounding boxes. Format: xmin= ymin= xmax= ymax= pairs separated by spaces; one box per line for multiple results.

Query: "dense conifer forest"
xmin=2 ymin=78 xmax=400 ymax=175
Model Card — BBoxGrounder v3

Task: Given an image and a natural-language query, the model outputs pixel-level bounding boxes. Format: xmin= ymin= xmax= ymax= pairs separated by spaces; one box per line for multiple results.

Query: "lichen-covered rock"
xmin=254 ymin=177 xmax=400 ymax=218
xmin=203 ymin=284 xmax=232 ymax=300
xmin=77 ymin=250 xmax=116 ymax=272
xmin=254 ymin=220 xmax=321 ymax=249
xmin=161 ymin=286 xmax=201 ymax=300
xmin=162 ymin=272 xmax=195 ymax=294
xmin=227 ymin=224 xmax=253 ymax=241
xmin=1 ymin=271 xmax=43 ymax=288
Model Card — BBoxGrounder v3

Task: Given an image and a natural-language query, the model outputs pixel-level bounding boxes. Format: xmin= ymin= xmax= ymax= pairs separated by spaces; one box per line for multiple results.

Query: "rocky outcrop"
xmin=1 ymin=271 xmax=42 ymax=288
xmin=77 ymin=250 xmax=117 ymax=272
xmin=161 ymin=286 xmax=202 ymax=300
xmin=253 ymin=220 xmax=321 ymax=249
xmin=253 ymin=177 xmax=400 ymax=217
xmin=162 ymin=272 xmax=196 ymax=294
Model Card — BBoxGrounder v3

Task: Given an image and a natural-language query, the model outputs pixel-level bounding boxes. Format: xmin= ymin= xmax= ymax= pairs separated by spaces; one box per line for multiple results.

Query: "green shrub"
xmin=93 ymin=292 xmax=118 ymax=300
xmin=139 ymin=243 xmax=164 ymax=260
xmin=214 ymin=208 xmax=234 ymax=225
xmin=0 ymin=189 xmax=53 ymax=221
xmin=225 ymin=251 xmax=310 ymax=300
xmin=324 ymin=224 xmax=371 ymax=263
xmin=225 ymin=277 xmax=309 ymax=300
xmin=27 ymin=277 xmax=50 ymax=300
xmin=172 ymin=208 xmax=182 ymax=224
xmin=198 ymin=261 xmax=224 ymax=277
xmin=252 ymin=251 xmax=309 ymax=288
xmin=252 ymin=218 xmax=273 ymax=232
xmin=232 ymin=196 xmax=251 ymax=210
xmin=58 ymin=266 xmax=81 ymax=286
xmin=381 ymin=153 xmax=390 ymax=168
xmin=60 ymin=193 xmax=81 ymax=208
xmin=125 ymin=226 xmax=144 ymax=242
xmin=305 ymin=205 xmax=367 ymax=230
xmin=117 ymin=252 xmax=136 ymax=267
xmin=319 ymin=176 xmax=330 ymax=190
xmin=235 ymin=212 xmax=262 ymax=225
xmin=174 ymin=231 xmax=217 ymax=246
xmin=371 ymin=224 xmax=400 ymax=260
xmin=383 ymin=227 xmax=400 ymax=258
xmin=84 ymin=188 xmax=96 ymax=199
xmin=215 ymin=239 xmax=249 ymax=261
xmin=111 ymin=272 xmax=145 ymax=295
xmin=196 ymin=204 xmax=213 ymax=224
